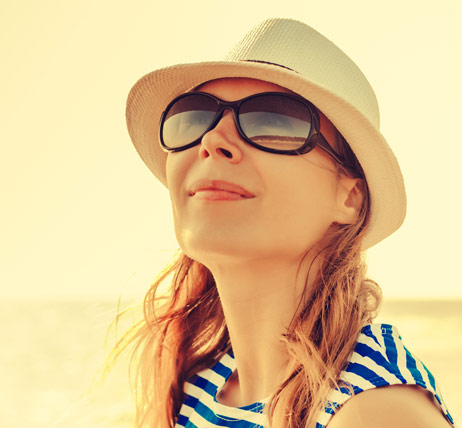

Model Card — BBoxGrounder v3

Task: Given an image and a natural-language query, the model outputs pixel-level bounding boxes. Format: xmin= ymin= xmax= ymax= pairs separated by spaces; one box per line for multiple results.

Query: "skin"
xmin=165 ymin=78 xmax=451 ymax=427
xmin=327 ymin=385 xmax=452 ymax=428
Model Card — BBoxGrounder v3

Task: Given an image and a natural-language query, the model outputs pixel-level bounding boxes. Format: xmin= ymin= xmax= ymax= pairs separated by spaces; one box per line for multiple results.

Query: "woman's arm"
xmin=326 ymin=384 xmax=453 ymax=428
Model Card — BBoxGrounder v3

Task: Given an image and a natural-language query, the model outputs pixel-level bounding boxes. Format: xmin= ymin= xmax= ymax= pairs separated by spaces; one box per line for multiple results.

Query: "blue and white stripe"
xmin=176 ymin=352 xmax=268 ymax=427
xmin=175 ymin=323 xmax=456 ymax=427
xmin=316 ymin=324 xmax=456 ymax=427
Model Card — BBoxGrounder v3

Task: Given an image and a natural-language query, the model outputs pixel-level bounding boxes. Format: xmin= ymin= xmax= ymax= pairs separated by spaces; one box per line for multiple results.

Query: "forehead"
xmin=196 ymin=77 xmax=295 ymax=99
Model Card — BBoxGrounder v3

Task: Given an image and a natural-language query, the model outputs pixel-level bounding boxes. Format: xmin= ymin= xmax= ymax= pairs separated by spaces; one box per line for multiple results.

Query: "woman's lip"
xmin=193 ymin=189 xmax=250 ymax=201
xmin=189 ymin=179 xmax=255 ymax=198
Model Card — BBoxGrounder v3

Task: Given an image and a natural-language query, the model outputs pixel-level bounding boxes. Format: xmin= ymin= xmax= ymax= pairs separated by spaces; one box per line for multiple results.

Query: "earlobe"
xmin=335 ymin=177 xmax=364 ymax=225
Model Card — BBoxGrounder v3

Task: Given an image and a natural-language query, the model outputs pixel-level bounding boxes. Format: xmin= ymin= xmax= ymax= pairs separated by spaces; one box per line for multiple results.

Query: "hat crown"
xmin=226 ymin=18 xmax=380 ymax=128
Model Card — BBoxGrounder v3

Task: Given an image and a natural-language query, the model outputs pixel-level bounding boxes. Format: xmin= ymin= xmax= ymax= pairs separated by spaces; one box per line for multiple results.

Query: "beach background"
xmin=1 ymin=0 xmax=461 ymax=426
xmin=1 ymin=297 xmax=460 ymax=427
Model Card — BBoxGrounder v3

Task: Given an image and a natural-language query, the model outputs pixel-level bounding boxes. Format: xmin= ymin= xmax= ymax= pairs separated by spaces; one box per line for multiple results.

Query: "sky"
xmin=1 ymin=0 xmax=461 ymax=300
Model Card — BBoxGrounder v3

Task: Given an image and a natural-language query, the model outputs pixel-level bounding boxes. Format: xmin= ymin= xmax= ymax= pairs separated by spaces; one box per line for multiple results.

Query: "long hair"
xmin=104 ymin=130 xmax=381 ymax=427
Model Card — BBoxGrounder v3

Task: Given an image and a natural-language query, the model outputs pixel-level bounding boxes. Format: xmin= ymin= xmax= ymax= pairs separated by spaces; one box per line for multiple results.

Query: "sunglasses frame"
xmin=159 ymin=91 xmax=346 ymax=166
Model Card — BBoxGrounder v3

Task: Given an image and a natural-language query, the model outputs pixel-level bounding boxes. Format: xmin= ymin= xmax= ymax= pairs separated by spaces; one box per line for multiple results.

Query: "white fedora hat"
xmin=126 ymin=18 xmax=406 ymax=249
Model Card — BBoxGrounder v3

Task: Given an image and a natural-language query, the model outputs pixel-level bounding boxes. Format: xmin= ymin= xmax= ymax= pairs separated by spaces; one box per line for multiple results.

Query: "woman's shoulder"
xmin=326 ymin=383 xmax=454 ymax=428
xmin=317 ymin=323 xmax=456 ymax=427
xmin=343 ymin=323 xmax=449 ymax=403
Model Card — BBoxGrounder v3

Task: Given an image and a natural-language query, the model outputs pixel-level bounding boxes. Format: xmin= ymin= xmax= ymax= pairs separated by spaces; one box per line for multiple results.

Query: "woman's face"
xmin=166 ymin=78 xmax=354 ymax=267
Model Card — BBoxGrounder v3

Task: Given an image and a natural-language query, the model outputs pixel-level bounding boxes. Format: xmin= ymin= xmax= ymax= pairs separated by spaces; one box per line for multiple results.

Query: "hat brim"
xmin=126 ymin=60 xmax=406 ymax=250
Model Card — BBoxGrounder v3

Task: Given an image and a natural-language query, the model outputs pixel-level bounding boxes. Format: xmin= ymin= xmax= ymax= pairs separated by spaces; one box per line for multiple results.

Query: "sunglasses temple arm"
xmin=315 ymin=133 xmax=346 ymax=166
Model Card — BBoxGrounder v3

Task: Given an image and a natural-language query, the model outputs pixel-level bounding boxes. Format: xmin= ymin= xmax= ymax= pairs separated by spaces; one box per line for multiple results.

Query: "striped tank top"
xmin=175 ymin=323 xmax=456 ymax=427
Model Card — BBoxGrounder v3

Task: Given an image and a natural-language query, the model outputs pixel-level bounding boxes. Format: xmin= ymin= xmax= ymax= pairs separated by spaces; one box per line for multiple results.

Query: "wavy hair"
xmin=104 ymin=129 xmax=382 ymax=427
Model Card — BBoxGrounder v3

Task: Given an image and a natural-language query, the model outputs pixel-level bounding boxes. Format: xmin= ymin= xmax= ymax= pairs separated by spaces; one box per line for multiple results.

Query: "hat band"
xmin=241 ymin=59 xmax=296 ymax=72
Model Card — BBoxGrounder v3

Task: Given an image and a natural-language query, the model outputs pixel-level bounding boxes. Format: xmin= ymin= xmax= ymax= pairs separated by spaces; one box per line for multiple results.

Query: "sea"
xmin=1 ymin=298 xmax=460 ymax=427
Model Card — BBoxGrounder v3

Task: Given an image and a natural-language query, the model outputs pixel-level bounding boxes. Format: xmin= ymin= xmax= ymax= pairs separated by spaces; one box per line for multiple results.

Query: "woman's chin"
xmin=180 ymin=239 xmax=254 ymax=265
xmin=178 ymin=238 xmax=303 ymax=272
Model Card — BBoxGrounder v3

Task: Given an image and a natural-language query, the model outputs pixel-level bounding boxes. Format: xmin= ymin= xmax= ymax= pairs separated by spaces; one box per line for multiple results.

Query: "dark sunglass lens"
xmin=162 ymin=94 xmax=218 ymax=148
xmin=239 ymin=95 xmax=311 ymax=150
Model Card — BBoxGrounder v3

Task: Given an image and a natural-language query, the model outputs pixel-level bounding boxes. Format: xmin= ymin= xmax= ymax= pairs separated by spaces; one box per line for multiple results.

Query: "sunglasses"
xmin=159 ymin=91 xmax=346 ymax=166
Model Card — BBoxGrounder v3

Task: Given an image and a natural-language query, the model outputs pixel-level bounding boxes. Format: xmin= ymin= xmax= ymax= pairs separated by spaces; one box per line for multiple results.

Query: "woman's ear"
xmin=335 ymin=176 xmax=364 ymax=224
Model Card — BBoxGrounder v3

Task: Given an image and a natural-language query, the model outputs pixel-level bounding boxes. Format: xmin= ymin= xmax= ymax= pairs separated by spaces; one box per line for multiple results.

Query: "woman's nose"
xmin=198 ymin=111 xmax=244 ymax=163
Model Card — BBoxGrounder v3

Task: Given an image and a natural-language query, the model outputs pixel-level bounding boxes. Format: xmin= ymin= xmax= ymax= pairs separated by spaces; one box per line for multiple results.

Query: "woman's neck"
xmin=208 ymin=255 xmax=319 ymax=406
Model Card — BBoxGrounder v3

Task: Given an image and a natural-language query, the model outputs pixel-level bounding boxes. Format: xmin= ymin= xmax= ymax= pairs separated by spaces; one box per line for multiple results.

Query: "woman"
xmin=117 ymin=18 xmax=456 ymax=427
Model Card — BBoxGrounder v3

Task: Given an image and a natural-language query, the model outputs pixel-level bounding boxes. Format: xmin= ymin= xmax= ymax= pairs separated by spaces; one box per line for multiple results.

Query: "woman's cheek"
xmin=166 ymin=154 xmax=186 ymax=226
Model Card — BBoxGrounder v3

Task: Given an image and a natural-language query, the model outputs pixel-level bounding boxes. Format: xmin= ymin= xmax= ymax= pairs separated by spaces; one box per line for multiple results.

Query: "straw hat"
xmin=126 ymin=18 xmax=406 ymax=249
